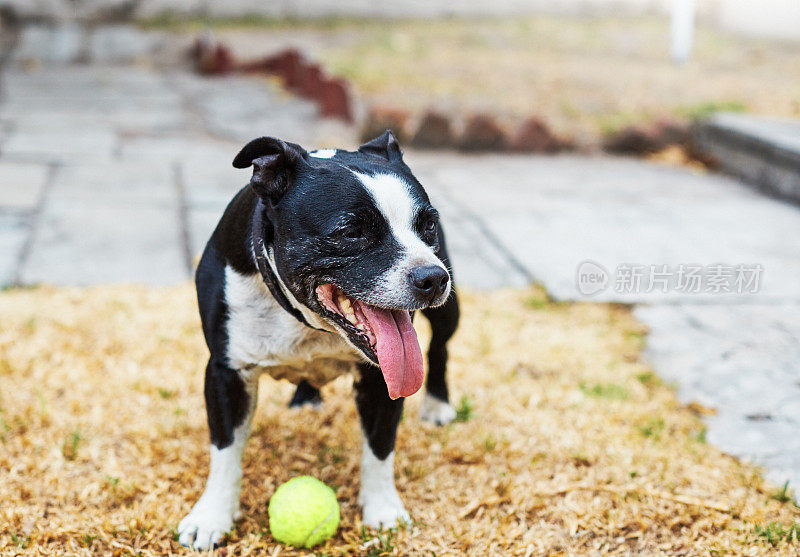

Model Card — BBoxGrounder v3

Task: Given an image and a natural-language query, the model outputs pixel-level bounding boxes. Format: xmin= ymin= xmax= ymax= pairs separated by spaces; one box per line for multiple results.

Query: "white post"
xmin=671 ymin=0 xmax=696 ymax=64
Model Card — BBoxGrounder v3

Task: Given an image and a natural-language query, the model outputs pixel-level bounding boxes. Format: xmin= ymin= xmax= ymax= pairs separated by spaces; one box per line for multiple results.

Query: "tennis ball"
xmin=268 ymin=476 xmax=340 ymax=548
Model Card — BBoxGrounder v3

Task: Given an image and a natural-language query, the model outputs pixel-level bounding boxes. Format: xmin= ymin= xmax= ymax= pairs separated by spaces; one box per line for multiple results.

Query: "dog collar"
xmin=251 ymin=199 xmax=327 ymax=332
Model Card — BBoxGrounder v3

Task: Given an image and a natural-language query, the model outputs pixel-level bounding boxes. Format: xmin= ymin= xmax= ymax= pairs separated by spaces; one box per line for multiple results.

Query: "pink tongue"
xmin=358 ymin=304 xmax=424 ymax=399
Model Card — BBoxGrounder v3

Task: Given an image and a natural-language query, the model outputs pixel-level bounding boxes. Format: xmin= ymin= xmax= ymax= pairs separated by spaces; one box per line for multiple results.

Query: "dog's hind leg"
xmin=419 ymin=226 xmax=460 ymax=425
xmin=178 ymin=359 xmax=258 ymax=550
xmin=355 ymin=363 xmax=410 ymax=528
xmin=288 ymin=379 xmax=322 ymax=408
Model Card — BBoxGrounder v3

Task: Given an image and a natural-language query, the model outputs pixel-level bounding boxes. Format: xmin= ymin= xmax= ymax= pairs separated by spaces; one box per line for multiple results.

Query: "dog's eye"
xmin=419 ymin=218 xmax=438 ymax=245
xmin=422 ymin=219 xmax=437 ymax=239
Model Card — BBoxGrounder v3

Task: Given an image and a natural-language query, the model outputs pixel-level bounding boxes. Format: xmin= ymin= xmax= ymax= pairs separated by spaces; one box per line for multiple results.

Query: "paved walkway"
xmin=1 ymin=65 xmax=799 ymax=497
xmin=409 ymin=153 xmax=800 ymax=494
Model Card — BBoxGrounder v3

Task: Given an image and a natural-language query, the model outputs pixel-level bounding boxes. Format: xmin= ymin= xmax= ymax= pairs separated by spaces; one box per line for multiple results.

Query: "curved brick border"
xmin=363 ymin=104 xmax=693 ymax=155
xmin=190 ymin=37 xmax=691 ymax=156
xmin=191 ymin=37 xmax=353 ymax=122
xmin=362 ymin=105 xmax=574 ymax=154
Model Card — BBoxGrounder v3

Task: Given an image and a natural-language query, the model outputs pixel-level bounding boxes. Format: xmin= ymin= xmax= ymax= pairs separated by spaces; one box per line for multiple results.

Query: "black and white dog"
xmin=177 ymin=131 xmax=460 ymax=550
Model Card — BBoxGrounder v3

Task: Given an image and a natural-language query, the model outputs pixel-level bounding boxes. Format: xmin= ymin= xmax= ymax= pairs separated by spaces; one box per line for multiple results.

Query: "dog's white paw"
xmin=419 ymin=393 xmax=456 ymax=426
xmin=361 ymin=490 xmax=411 ymax=529
xmin=177 ymin=502 xmax=235 ymax=550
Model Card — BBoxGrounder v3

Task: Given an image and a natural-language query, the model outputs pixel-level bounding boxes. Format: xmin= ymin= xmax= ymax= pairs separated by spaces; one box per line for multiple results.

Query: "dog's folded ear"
xmin=233 ymin=137 xmax=308 ymax=203
xmin=358 ymin=130 xmax=403 ymax=162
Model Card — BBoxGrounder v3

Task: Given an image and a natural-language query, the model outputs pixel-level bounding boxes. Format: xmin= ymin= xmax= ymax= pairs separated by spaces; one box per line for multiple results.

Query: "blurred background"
xmin=1 ymin=0 xmax=799 ymax=519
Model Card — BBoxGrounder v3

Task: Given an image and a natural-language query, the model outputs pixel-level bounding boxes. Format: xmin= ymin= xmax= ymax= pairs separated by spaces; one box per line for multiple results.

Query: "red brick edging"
xmin=190 ymin=37 xmax=353 ymax=122
xmin=190 ymin=36 xmax=690 ymax=155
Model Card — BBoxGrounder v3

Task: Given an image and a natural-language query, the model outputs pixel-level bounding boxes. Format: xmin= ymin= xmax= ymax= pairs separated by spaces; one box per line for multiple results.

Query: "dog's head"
xmin=233 ymin=131 xmax=451 ymax=399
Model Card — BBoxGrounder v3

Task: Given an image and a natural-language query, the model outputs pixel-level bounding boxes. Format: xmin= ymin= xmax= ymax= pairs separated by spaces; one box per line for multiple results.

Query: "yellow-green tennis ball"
xmin=268 ymin=476 xmax=340 ymax=548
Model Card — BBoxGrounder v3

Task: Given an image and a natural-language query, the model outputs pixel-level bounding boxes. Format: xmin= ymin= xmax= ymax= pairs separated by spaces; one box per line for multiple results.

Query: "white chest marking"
xmin=224 ymin=267 xmax=359 ymax=386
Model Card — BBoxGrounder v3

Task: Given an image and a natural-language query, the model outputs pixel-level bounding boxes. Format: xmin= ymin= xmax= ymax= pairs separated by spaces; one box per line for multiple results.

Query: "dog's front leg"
xmin=354 ymin=363 xmax=410 ymax=529
xmin=178 ymin=359 xmax=258 ymax=550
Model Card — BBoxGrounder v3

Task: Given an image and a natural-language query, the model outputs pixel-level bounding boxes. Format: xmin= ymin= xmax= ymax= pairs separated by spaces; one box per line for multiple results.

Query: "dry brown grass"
xmin=0 ymin=284 xmax=798 ymax=555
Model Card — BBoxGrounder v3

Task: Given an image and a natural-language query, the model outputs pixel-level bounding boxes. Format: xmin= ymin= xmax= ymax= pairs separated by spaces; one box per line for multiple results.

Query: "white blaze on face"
xmin=352 ymin=170 xmax=450 ymax=307
xmin=354 ymin=171 xmax=444 ymax=264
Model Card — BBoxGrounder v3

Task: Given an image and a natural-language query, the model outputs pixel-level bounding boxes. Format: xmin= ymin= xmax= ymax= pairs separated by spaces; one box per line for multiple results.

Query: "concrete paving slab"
xmin=48 ymin=161 xmax=176 ymax=203
xmin=87 ymin=25 xmax=163 ymax=64
xmin=0 ymin=161 xmax=49 ymax=209
xmin=12 ymin=24 xmax=84 ymax=65
xmin=187 ymin=206 xmax=223 ymax=261
xmin=118 ymin=136 xmax=236 ymax=163
xmin=636 ymin=302 xmax=800 ymax=494
xmin=1 ymin=128 xmax=118 ymax=163
xmin=7 ymin=110 xmax=189 ymax=135
xmin=20 ymin=198 xmax=187 ymax=286
xmin=180 ymin=155 xmax=245 ymax=208
xmin=0 ymin=214 xmax=28 ymax=286
xmin=408 ymin=153 xmax=800 ymax=302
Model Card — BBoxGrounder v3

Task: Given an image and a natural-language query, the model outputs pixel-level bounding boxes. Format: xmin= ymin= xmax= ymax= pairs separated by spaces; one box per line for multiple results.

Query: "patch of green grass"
xmin=62 ymin=428 xmax=81 ymax=461
xmin=481 ymin=434 xmax=497 ymax=453
xmin=579 ymin=382 xmax=630 ymax=401
xmin=524 ymin=295 xmax=549 ymax=310
xmin=598 ymin=110 xmax=650 ymax=136
xmin=453 ymin=395 xmax=474 ymax=423
xmin=676 ymin=100 xmax=747 ymax=120
xmin=318 ymin=445 xmax=346 ymax=465
xmin=772 ymin=481 xmax=795 ymax=504
xmin=753 ymin=521 xmax=800 ymax=545
xmin=402 ymin=463 xmax=429 ymax=481
xmin=691 ymin=427 xmax=707 ymax=444
xmin=157 ymin=388 xmax=176 ymax=400
xmin=524 ymin=284 xmax=554 ymax=310
xmin=105 ymin=475 xmax=120 ymax=492
xmin=638 ymin=417 xmax=665 ymax=441
xmin=360 ymin=525 xmax=400 ymax=556
xmin=81 ymin=534 xmax=97 ymax=547
xmin=10 ymin=533 xmax=30 ymax=549
xmin=635 ymin=371 xmax=660 ymax=386
xmin=530 ymin=452 xmax=547 ymax=465
xmin=625 ymin=330 xmax=646 ymax=350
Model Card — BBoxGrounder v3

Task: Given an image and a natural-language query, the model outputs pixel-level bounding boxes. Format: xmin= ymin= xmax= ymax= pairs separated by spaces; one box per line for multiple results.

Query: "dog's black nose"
xmin=410 ymin=265 xmax=449 ymax=302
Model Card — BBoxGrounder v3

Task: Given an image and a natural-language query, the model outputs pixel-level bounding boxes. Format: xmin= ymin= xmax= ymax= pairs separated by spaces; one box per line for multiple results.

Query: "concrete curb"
xmin=693 ymin=113 xmax=800 ymax=204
